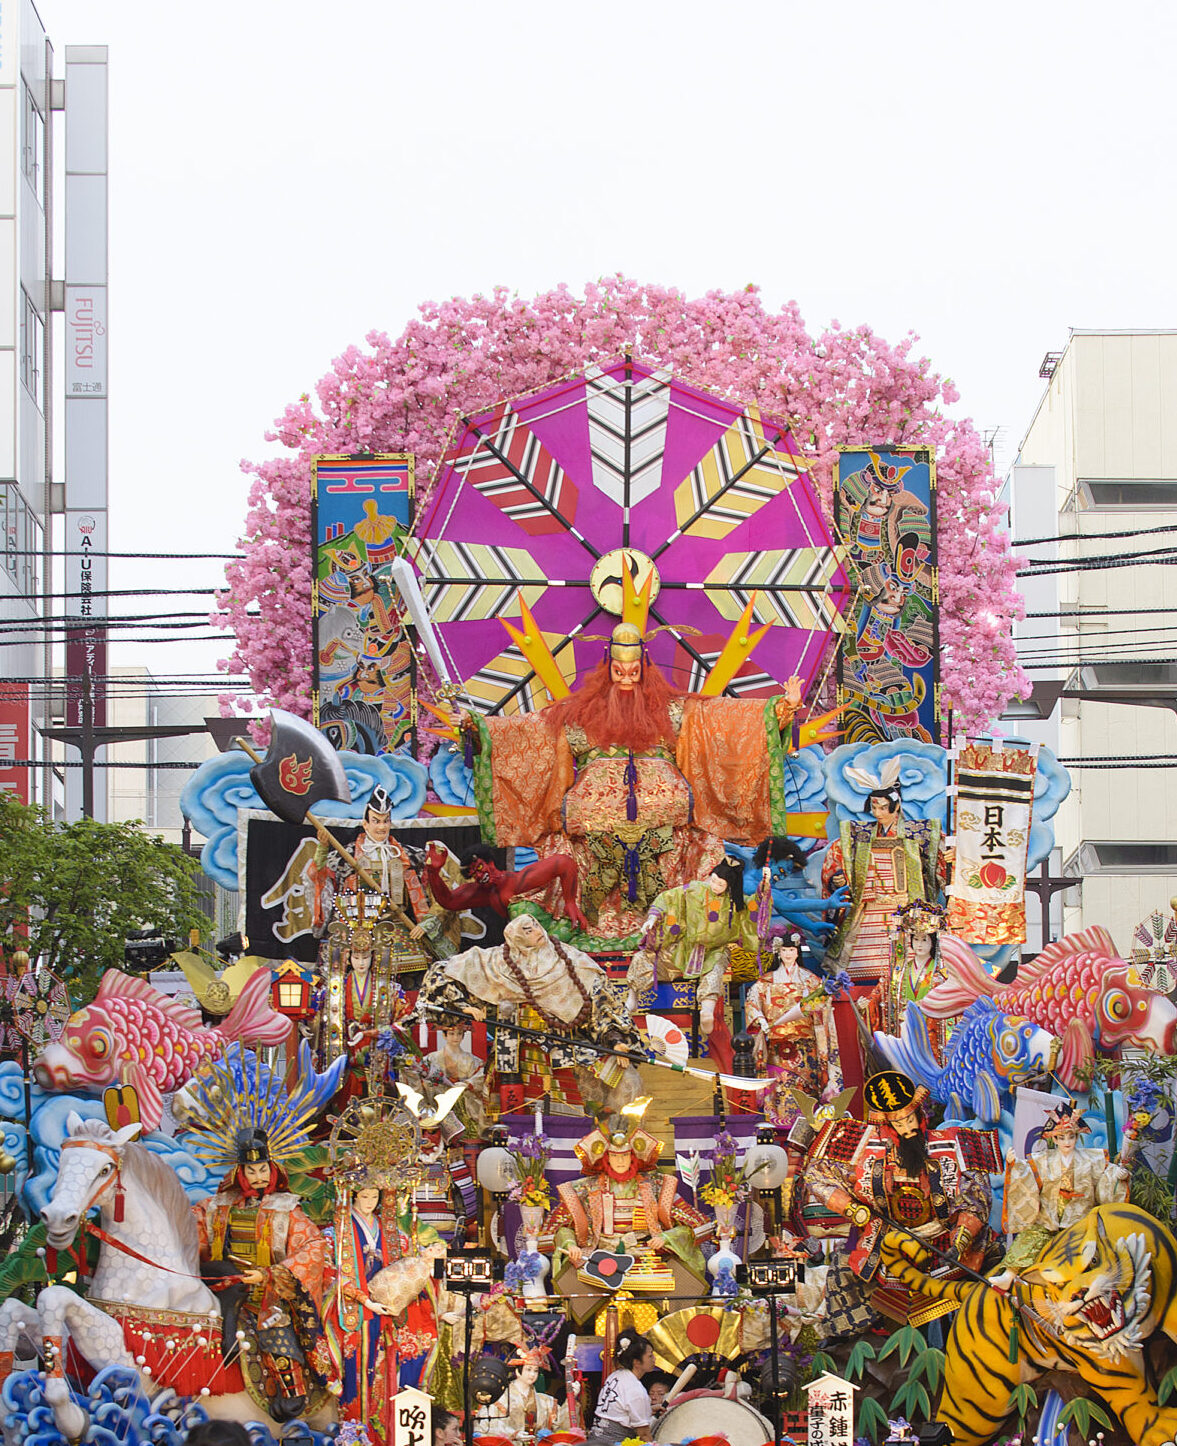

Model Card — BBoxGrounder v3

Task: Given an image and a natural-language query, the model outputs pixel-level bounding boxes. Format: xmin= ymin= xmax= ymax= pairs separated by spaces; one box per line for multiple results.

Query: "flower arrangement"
xmin=504 ymin=1250 xmax=547 ymax=1292
xmin=700 ymin=1130 xmax=747 ymax=1208
xmin=508 ymin=1132 xmax=552 ymax=1209
xmin=375 ymin=1025 xmax=407 ymax=1063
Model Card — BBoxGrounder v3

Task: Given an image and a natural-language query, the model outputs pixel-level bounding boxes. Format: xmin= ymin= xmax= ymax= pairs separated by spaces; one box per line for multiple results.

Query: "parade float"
xmin=4 ymin=283 xmax=1177 ymax=1446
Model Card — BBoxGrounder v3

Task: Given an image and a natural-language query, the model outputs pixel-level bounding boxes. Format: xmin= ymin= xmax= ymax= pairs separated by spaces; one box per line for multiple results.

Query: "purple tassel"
xmin=624 ymin=842 xmax=640 ymax=903
xmin=463 ymin=729 xmax=474 ymax=769
xmin=624 ymin=749 xmax=638 ymax=823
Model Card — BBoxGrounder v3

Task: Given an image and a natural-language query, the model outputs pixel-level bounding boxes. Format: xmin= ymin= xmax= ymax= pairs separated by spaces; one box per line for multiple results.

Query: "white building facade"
xmin=0 ymin=1 xmax=53 ymax=806
xmin=0 ymin=4 xmax=107 ymax=817
xmin=1007 ymin=329 xmax=1177 ymax=951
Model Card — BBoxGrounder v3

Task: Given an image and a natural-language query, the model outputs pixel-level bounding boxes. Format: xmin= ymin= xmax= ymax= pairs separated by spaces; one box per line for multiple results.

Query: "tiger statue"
xmin=878 ymin=1203 xmax=1177 ymax=1446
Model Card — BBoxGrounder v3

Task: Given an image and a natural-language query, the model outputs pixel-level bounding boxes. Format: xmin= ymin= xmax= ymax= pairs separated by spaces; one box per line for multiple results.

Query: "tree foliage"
xmin=216 ymin=277 xmax=1029 ymax=731
xmin=0 ymin=792 xmax=207 ymax=1001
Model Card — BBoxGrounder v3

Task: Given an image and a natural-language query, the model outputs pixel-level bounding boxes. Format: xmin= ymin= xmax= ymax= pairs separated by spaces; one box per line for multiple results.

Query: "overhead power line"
xmin=33 ymin=588 xmax=225 ymax=599
xmin=1025 ymin=606 xmax=1177 ymax=619
xmin=1016 ymin=623 xmax=1177 ymax=642
xmin=1014 ymin=521 xmax=1177 ymax=546
xmin=4 ymin=549 xmax=244 ymax=559
xmin=3 ymin=758 xmax=203 ymax=770
xmin=1018 ymin=549 xmax=1177 ymax=577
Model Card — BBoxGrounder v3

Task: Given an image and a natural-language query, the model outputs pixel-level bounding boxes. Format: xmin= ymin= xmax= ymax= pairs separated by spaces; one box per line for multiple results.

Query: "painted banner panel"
xmin=311 ymin=453 xmax=414 ymax=753
xmin=946 ymin=739 xmax=1038 ymax=945
xmin=834 ymin=445 xmax=939 ymax=744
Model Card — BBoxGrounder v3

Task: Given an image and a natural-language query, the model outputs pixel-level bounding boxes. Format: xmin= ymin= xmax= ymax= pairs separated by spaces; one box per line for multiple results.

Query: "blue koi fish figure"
xmin=874 ymin=997 xmax=1057 ymax=1127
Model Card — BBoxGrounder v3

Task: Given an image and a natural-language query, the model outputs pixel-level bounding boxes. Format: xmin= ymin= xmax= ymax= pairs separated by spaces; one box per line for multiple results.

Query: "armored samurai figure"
xmin=457 ymin=569 xmax=803 ymax=939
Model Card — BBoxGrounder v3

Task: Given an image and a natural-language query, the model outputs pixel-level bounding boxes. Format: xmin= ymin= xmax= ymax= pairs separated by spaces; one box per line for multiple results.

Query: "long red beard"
xmin=547 ymin=661 xmax=681 ymax=751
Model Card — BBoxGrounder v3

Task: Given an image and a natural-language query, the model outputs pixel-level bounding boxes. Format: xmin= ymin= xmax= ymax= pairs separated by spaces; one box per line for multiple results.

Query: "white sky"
xmin=35 ymin=0 xmax=1177 ymax=682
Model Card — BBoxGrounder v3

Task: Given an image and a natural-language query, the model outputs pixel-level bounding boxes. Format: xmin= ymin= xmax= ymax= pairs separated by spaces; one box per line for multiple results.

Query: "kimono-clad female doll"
xmin=472 ymin=1343 xmax=566 ymax=1440
xmin=744 ymin=925 xmax=831 ymax=1114
xmin=325 ymin=1171 xmax=402 ymax=1444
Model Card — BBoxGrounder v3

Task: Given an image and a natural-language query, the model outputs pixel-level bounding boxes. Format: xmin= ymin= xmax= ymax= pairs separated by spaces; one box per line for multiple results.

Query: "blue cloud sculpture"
xmin=181 ymin=746 xmax=427 ymax=888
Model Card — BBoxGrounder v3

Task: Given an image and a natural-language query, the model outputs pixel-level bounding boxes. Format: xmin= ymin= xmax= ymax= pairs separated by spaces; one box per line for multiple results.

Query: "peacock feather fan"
xmin=183 ymin=1039 xmax=346 ymax=1170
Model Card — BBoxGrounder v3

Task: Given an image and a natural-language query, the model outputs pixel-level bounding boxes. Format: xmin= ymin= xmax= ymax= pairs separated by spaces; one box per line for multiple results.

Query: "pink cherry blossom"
xmin=214 ymin=278 xmax=1029 ymax=732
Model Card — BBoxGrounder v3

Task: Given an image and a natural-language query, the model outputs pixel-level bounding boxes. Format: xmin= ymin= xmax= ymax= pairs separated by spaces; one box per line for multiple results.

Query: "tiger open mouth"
xmin=1075 ymin=1289 xmax=1126 ymax=1339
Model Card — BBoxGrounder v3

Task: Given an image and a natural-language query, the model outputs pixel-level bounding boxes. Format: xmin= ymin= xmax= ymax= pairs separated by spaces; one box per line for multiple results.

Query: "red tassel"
xmin=114 ymin=1183 xmax=125 ymax=1223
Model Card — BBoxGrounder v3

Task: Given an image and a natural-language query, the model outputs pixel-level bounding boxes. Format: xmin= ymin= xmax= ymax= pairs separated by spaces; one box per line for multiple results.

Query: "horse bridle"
xmin=61 ymin=1139 xmax=126 ymax=1221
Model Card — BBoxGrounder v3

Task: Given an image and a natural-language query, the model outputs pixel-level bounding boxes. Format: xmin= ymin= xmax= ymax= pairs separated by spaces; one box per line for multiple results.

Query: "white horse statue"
xmin=0 ymin=1112 xmax=299 ymax=1438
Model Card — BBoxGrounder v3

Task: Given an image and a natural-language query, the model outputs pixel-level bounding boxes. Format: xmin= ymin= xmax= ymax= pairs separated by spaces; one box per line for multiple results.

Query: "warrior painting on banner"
xmin=835 ymin=446 xmax=938 ymax=746
xmin=313 ymin=453 xmax=415 ymax=755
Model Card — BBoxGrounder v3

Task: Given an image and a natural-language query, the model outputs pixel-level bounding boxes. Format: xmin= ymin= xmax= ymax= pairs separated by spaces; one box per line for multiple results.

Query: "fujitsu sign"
xmin=65 ymin=286 xmax=108 ymax=397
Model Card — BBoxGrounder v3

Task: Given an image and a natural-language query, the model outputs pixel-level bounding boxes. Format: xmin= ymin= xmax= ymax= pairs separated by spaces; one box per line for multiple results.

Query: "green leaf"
xmin=854 ymin=1395 xmax=890 ymax=1445
xmin=845 ymin=1338 xmax=877 ymax=1382
xmin=809 ymin=1351 xmax=836 ymax=1380
xmin=1059 ymin=1397 xmax=1117 ymax=1436
xmin=1012 ymin=1382 xmax=1038 ymax=1424
xmin=1160 ymin=1363 xmax=1177 ymax=1407
xmin=889 ymin=1379 xmax=931 ymax=1420
xmin=919 ymin=1346 xmax=945 ymax=1393
xmin=0 ymin=792 xmax=207 ymax=1000
xmin=877 ymin=1327 xmax=905 ymax=1362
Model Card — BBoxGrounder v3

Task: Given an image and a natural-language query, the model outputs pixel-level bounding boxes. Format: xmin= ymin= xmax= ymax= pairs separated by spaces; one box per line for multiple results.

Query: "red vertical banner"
xmin=0 ymin=682 xmax=30 ymax=803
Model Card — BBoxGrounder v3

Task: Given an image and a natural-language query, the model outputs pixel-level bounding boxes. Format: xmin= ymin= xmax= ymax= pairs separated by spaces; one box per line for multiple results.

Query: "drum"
xmin=653 ymin=1394 xmax=773 ymax=1446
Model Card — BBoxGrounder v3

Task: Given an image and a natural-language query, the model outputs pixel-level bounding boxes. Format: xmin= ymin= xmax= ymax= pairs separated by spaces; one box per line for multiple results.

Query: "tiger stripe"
xmin=878 ymin=1205 xmax=1177 ymax=1446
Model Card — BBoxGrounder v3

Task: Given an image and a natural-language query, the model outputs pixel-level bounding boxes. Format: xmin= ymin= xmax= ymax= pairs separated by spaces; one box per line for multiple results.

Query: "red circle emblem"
xmin=685 ymin=1315 xmax=722 ymax=1349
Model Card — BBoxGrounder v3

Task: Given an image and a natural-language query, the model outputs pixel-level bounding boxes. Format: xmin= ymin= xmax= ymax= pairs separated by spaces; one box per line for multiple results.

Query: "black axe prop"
xmin=232 ymin=710 xmax=436 ymax=953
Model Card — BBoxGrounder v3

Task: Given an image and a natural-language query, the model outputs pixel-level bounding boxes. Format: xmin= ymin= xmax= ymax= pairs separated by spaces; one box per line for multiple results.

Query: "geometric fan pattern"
xmin=587 ymin=362 xmax=671 ymax=510
xmin=4 ymin=969 xmax=71 ymax=1050
xmin=412 ymin=357 xmax=854 ymax=714
xmin=449 ymin=403 xmax=578 ymax=536
xmin=411 ymin=539 xmax=547 ymax=623
xmin=1130 ymin=908 xmax=1177 ymax=993
xmin=704 ymin=549 xmax=851 ymax=633
xmin=673 ymin=408 xmax=804 ymax=540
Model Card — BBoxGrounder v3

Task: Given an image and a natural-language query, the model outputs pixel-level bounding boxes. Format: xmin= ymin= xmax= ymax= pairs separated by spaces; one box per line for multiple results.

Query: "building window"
xmin=1074 ymin=662 xmax=1177 ymax=691
xmin=19 ymin=290 xmax=43 ymax=410
xmin=1 ymin=483 xmax=42 ymax=600
xmin=1072 ymin=842 xmax=1177 ymax=875
xmin=21 ymin=83 xmax=44 ymax=205
xmin=1079 ymin=478 xmax=1177 ymax=509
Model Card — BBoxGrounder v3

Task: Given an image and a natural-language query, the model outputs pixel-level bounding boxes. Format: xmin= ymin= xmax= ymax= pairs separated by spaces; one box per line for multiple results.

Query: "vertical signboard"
xmin=64 ymin=285 xmax=107 ymax=397
xmin=64 ymin=508 xmax=106 ymax=726
xmin=834 ymin=446 xmax=940 ymax=745
xmin=311 ymin=453 xmax=414 ymax=754
xmin=0 ymin=680 xmax=29 ymax=801
xmin=64 ymin=47 xmax=108 ymax=820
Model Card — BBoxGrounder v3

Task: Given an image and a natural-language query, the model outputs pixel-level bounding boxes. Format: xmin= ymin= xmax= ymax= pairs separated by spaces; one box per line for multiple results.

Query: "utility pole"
xmin=40 ymin=699 xmax=212 ymax=821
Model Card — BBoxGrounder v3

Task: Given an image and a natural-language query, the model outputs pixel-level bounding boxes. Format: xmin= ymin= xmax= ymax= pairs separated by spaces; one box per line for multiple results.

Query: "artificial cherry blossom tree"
xmin=215 ymin=277 xmax=1028 ymax=731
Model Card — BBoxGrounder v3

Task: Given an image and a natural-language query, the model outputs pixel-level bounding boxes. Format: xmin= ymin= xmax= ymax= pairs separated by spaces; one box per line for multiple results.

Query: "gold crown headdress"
xmin=866 ymin=450 xmax=914 ymax=493
xmin=329 ymin=1094 xmax=422 ymax=1192
xmin=889 ymin=900 xmax=945 ymax=937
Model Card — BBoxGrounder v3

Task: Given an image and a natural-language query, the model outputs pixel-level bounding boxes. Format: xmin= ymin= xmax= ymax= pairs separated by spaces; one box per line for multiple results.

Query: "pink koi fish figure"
xmin=33 ymin=968 xmax=291 ymax=1130
xmin=922 ymin=927 xmax=1177 ymax=1089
